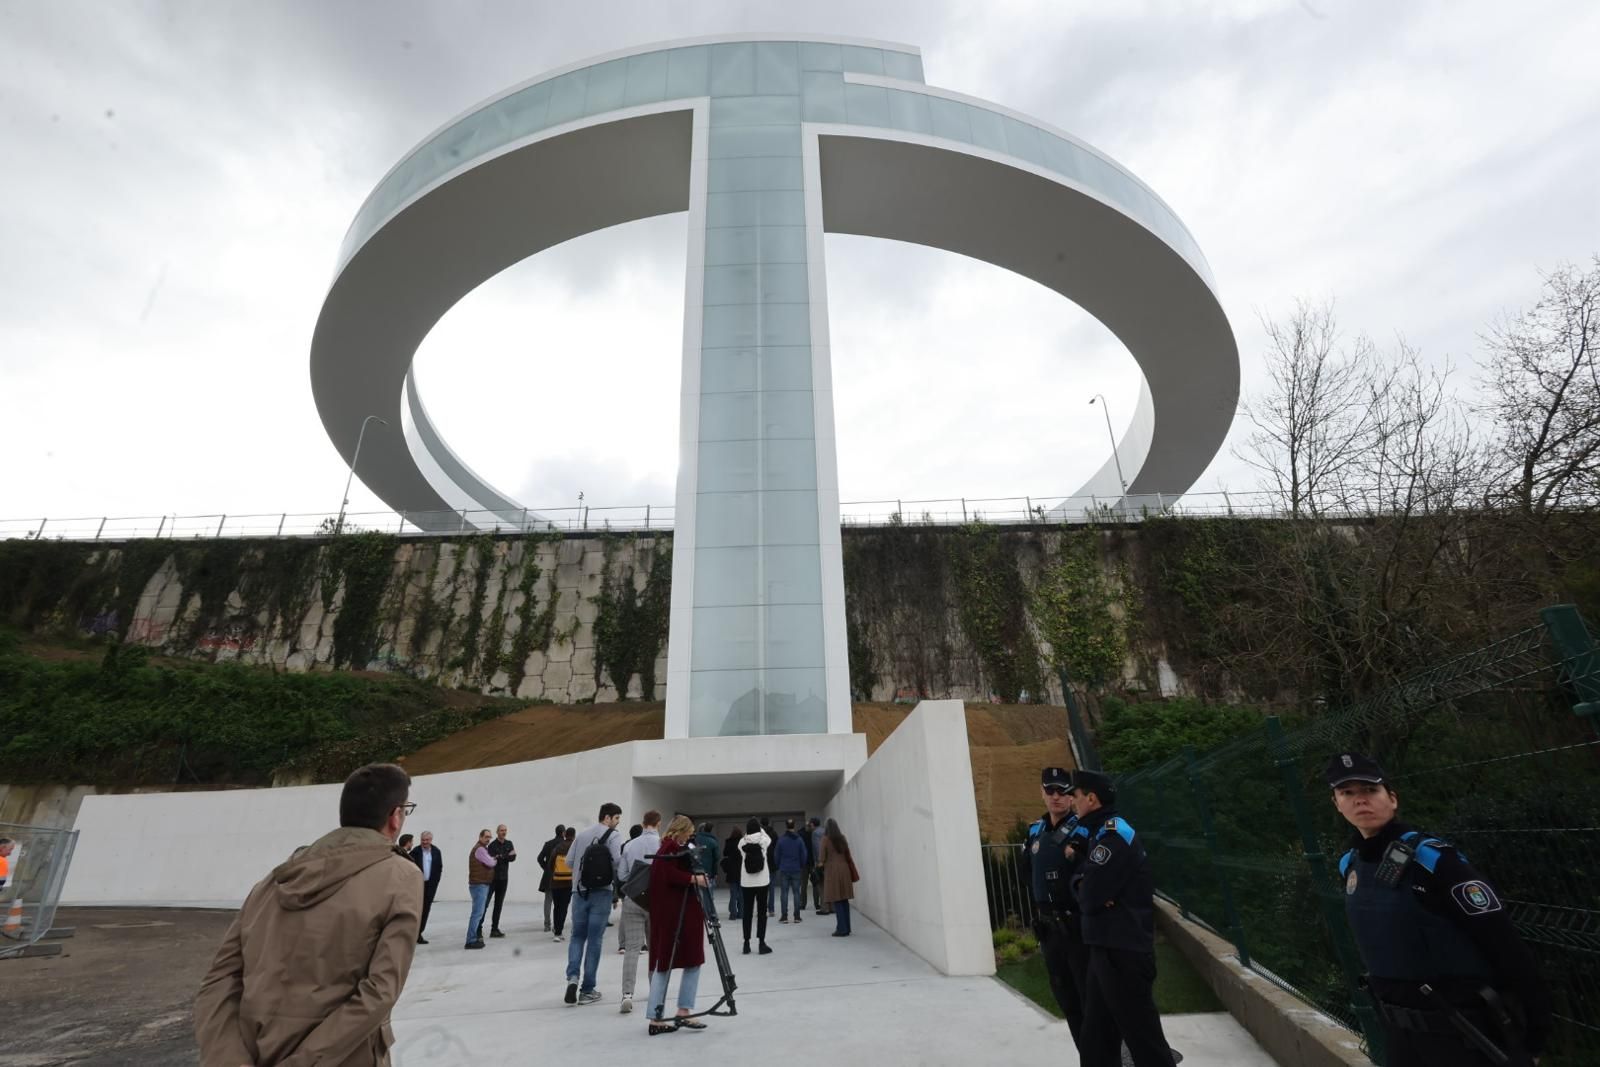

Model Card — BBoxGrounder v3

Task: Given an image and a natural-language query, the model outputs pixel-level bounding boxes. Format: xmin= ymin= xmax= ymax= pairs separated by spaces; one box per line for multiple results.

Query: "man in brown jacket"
xmin=194 ymin=763 xmax=422 ymax=1066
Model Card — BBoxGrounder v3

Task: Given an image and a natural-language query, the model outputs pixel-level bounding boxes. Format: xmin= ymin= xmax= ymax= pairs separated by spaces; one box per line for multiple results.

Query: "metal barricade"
xmin=0 ymin=822 xmax=79 ymax=960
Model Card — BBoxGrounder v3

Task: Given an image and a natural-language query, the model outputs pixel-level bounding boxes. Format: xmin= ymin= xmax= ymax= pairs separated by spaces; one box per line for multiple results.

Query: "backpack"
xmin=553 ymin=850 xmax=572 ymax=883
xmin=743 ymin=838 xmax=766 ymax=875
xmin=579 ymin=828 xmax=616 ymax=891
xmin=621 ymin=856 xmax=653 ymax=908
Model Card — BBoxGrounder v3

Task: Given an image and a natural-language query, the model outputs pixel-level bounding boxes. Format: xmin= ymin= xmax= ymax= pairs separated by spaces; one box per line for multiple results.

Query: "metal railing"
xmin=981 ymin=842 xmax=1037 ymax=932
xmin=0 ymin=822 xmax=79 ymax=961
xmin=4 ymin=486 xmax=1559 ymax=543
xmin=1114 ymin=605 xmax=1600 ymax=1064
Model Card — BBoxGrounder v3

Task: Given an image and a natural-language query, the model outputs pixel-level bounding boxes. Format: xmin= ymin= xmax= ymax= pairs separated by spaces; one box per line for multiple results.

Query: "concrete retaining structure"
xmin=1155 ymin=898 xmax=1369 ymax=1067
xmin=825 ymin=699 xmax=994 ymax=976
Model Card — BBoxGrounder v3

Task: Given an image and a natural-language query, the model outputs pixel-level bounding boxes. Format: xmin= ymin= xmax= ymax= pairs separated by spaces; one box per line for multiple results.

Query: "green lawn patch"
xmin=996 ymin=934 xmax=1223 ymax=1016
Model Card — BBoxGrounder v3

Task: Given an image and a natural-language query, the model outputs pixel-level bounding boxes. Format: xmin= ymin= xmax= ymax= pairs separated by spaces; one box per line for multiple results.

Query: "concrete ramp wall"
xmin=825 ymin=700 xmax=993 ymax=976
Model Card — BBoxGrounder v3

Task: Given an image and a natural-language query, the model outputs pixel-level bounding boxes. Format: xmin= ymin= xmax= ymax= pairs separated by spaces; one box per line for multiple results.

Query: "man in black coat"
xmin=479 ymin=823 xmax=517 ymax=939
xmin=536 ymin=823 xmax=566 ymax=933
xmin=408 ymin=830 xmax=444 ymax=945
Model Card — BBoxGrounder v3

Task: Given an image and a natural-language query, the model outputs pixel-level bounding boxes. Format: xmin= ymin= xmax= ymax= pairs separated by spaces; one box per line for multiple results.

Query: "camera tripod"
xmin=651 ymin=847 xmax=738 ymax=1027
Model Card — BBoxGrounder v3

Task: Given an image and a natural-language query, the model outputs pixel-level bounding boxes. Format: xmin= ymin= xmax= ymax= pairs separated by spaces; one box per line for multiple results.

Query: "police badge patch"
xmin=1090 ymin=845 xmax=1111 ymax=865
xmin=1031 ymin=840 xmax=1040 ymax=854
xmin=1451 ymin=880 xmax=1502 ymax=915
xmin=1345 ymin=868 xmax=1358 ymax=895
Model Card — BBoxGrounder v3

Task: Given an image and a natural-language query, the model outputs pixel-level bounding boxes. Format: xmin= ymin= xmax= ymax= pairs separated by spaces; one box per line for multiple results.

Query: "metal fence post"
xmin=95 ymin=517 xmax=106 ymax=540
xmin=216 ymin=514 xmax=227 ymax=537
xmin=154 ymin=515 xmax=166 ymax=539
xmin=1147 ymin=767 xmax=1189 ymax=919
xmin=960 ymin=498 xmax=967 ymax=522
xmin=36 ymin=517 xmax=48 ymax=538
xmin=1265 ymin=716 xmax=1385 ymax=1056
xmin=1182 ymin=744 xmax=1250 ymax=966
xmin=277 ymin=513 xmax=286 ymax=537
xmin=1540 ymin=604 xmax=1600 ymax=727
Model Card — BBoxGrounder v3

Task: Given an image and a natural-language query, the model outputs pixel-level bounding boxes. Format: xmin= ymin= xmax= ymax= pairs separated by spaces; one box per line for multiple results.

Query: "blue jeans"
xmin=466 ymin=883 xmax=489 ymax=945
xmin=646 ymin=965 xmax=701 ymax=1021
xmin=779 ymin=871 xmax=804 ymax=917
xmin=834 ymin=899 xmax=851 ymax=935
xmin=566 ymin=888 xmax=612 ymax=991
xmin=727 ymin=880 xmax=742 ymax=918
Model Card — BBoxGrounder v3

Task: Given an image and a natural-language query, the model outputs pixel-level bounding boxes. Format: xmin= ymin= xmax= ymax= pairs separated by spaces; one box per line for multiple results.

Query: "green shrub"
xmin=992 ymin=927 xmax=1017 ymax=948
xmin=1096 ymin=695 xmax=1266 ymax=771
xmin=1017 ymin=933 xmax=1039 ymax=955
xmin=996 ymin=941 xmax=1025 ymax=965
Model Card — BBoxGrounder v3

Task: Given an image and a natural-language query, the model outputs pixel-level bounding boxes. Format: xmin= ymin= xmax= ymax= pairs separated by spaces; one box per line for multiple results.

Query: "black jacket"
xmin=1071 ymin=807 xmax=1156 ymax=953
xmin=487 ymin=837 xmax=516 ymax=883
xmin=408 ymin=844 xmax=444 ymax=889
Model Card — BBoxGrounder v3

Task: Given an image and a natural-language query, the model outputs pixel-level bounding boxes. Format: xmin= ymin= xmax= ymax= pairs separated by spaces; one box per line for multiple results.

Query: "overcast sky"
xmin=3 ymin=1 xmax=1596 ymax=525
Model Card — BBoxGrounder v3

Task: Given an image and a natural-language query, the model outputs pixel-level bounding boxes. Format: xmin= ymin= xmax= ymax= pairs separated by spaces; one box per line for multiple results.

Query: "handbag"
xmin=847 ymin=854 xmax=860 ymax=884
xmin=621 ymin=858 xmax=652 ymax=908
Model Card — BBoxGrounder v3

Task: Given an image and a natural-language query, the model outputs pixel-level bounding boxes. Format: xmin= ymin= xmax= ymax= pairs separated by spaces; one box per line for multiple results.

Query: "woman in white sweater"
xmin=736 ymin=817 xmax=773 ymax=955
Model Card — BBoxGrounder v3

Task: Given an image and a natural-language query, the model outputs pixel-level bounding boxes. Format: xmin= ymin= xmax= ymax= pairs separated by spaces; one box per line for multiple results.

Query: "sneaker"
xmin=620 ymin=996 xmax=634 ymax=1014
xmin=490 ymin=929 xmax=505 ymax=939
xmin=543 ymin=923 xmax=552 ymax=932
xmin=553 ymin=933 xmax=564 ymax=942
xmin=564 ymin=982 xmax=578 ymax=1005
xmin=794 ymin=915 xmax=802 ymax=923
xmin=779 ymin=916 xmax=789 ymax=924
xmin=579 ymin=989 xmax=603 ymax=1005
xmin=758 ymin=942 xmax=773 ymax=955
xmin=742 ymin=941 xmax=751 ymax=955
xmin=465 ymin=940 xmax=485 ymax=950
xmin=416 ymin=936 xmax=429 ymax=945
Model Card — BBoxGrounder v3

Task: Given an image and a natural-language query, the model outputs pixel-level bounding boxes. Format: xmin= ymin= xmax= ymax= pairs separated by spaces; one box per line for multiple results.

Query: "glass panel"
xmin=755 ymin=261 xmax=809 ymax=303
xmin=691 ymin=606 xmax=760 ymax=670
xmin=801 ymin=71 xmax=847 ymax=123
xmin=708 ymin=125 xmax=801 ymax=159
xmin=763 ymin=390 xmax=816 ymax=438
xmin=702 ymin=225 xmax=808 ymax=265
xmin=545 ymin=69 xmax=589 ymax=125
xmin=765 ymin=604 xmax=825 ymax=668
xmin=1040 ymin=133 xmax=1085 ymax=184
xmin=763 ymin=491 xmax=820 ymax=544
xmin=800 ymin=42 xmax=842 ymax=72
xmin=882 ymin=50 xmax=924 ymax=82
xmin=886 ymin=89 xmax=932 ymax=134
xmin=1002 ymin=117 xmax=1046 ymax=166
xmin=757 ymin=302 xmax=811 ymax=346
xmin=711 ymin=95 xmax=801 ymax=126
xmin=761 ymin=346 xmax=814 ymax=391
xmin=710 ymin=41 xmax=756 ymax=96
xmin=624 ymin=51 xmax=669 ymax=106
xmin=928 ymin=95 xmax=972 ymax=142
xmin=666 ymin=45 xmax=710 ymax=98
xmin=584 ymin=58 xmax=628 ymax=115
xmin=966 ymin=105 xmax=1008 ymax=153
xmin=705 ymin=189 xmax=806 ymax=228
xmin=694 ymin=546 xmax=759 ymax=607
xmin=694 ymin=491 xmax=758 ymax=547
xmin=754 ymin=41 xmax=801 ymax=95
xmin=701 ymin=303 xmax=759 ymax=348
xmin=696 ymin=392 xmax=758 ymax=442
xmin=702 ymin=264 xmax=759 ymax=306
xmin=698 ymin=441 xmax=758 ymax=493
xmin=686 ymin=668 xmax=759 ymax=736
xmin=844 ymin=83 xmax=891 ymax=127
xmin=761 ymin=668 xmax=828 ymax=734
xmin=698 ymin=349 xmax=758 ymax=394
xmin=502 ymin=80 xmax=552 ymax=140
xmin=707 ymin=156 xmax=804 ymax=193
xmin=763 ymin=438 xmax=818 ymax=491
xmin=840 ymin=45 xmax=884 ymax=75
xmin=764 ymin=545 xmax=823 ymax=604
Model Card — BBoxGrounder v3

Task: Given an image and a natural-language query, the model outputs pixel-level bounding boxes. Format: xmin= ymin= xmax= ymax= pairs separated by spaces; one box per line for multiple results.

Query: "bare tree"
xmin=1239 ymin=300 xmax=1390 ymax=516
xmin=1480 ymin=258 xmax=1600 ymax=517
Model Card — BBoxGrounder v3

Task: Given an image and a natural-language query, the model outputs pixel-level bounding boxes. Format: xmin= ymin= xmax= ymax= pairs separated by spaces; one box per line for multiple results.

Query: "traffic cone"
xmin=2 ymin=898 xmax=21 ymax=934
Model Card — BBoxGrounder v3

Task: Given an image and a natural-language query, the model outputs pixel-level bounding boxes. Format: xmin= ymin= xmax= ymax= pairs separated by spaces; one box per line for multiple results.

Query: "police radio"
xmin=1373 ymin=838 xmax=1416 ymax=889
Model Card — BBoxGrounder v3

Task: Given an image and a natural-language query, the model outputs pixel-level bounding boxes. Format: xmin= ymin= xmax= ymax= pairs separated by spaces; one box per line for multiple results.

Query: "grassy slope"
xmin=997 ymin=937 xmax=1224 ymax=1016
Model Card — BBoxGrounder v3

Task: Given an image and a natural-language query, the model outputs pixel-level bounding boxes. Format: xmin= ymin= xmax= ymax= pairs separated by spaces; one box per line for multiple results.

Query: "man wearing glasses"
xmin=195 ymin=763 xmax=422 ymax=1066
xmin=1023 ymin=767 xmax=1091 ymax=1047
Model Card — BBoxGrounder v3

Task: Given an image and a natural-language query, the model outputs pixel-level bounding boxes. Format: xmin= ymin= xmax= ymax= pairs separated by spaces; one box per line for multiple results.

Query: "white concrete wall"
xmin=824 ymin=700 xmax=993 ymax=977
xmin=61 ymin=733 xmax=866 ymax=909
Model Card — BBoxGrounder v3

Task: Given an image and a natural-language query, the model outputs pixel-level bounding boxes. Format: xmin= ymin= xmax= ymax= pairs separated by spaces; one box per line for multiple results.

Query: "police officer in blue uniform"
xmin=1023 ymin=766 xmax=1092 ymax=1045
xmin=1070 ymin=769 xmax=1178 ymax=1067
xmin=1328 ymin=752 xmax=1551 ymax=1067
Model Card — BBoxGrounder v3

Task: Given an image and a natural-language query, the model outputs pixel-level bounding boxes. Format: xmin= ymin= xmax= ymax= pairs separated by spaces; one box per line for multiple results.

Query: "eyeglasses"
xmin=1042 ymin=785 xmax=1070 ymax=796
xmin=398 ymin=802 xmax=417 ymax=816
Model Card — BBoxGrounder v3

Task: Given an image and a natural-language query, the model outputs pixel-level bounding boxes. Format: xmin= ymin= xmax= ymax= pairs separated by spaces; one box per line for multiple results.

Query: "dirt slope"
xmin=399 ymin=700 xmax=1073 ymax=840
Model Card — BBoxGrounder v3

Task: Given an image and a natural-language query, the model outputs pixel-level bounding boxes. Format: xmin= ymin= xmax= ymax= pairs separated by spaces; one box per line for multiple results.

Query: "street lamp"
xmin=1088 ymin=394 xmax=1128 ymax=496
xmin=335 ymin=415 xmax=387 ymax=535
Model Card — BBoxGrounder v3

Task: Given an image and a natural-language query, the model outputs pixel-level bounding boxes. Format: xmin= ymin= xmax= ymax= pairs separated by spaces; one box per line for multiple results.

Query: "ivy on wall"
xmin=321 ymin=532 xmax=397 ymax=669
xmin=947 ymin=524 xmax=1044 ymax=703
xmin=1031 ymin=528 xmax=1134 ymax=688
xmin=841 ymin=524 xmax=954 ymax=699
xmin=506 ymin=533 xmax=561 ymax=693
xmin=591 ymin=535 xmax=671 ymax=700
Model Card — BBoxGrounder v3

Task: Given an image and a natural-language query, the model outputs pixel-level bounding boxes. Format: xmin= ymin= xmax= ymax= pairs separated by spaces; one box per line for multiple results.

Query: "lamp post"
xmin=335 ymin=415 xmax=387 ymax=535
xmin=1089 ymin=394 xmax=1127 ymax=497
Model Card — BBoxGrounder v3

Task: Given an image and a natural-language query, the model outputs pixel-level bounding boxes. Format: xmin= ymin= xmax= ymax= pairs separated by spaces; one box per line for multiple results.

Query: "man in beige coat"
xmin=195 ymin=763 xmax=422 ymax=1066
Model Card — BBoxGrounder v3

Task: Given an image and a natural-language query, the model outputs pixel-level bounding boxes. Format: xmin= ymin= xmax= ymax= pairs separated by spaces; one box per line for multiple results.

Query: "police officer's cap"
xmin=1324 ymin=751 xmax=1388 ymax=788
xmin=1041 ymin=766 xmax=1071 ymax=787
xmin=1070 ymin=769 xmax=1115 ymax=802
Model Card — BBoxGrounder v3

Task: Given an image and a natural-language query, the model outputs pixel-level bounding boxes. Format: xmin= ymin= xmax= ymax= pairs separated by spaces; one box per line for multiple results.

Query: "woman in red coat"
xmin=645 ymin=815 xmax=710 ymax=1035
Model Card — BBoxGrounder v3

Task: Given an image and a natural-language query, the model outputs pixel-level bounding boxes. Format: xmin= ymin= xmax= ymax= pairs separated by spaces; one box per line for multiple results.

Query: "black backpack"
xmin=579 ymin=828 xmax=616 ymax=891
xmin=743 ymin=838 xmax=765 ymax=875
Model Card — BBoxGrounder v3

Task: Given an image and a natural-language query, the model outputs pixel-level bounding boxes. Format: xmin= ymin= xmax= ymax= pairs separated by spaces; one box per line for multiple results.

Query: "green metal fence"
xmin=1116 ymin=604 xmax=1600 ymax=1065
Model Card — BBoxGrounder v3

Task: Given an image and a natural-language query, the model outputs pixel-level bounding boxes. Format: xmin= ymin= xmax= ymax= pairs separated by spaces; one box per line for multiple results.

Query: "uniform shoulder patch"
xmin=1090 ymin=844 xmax=1112 ymax=865
xmin=1345 ymin=868 xmax=1358 ymax=895
xmin=1030 ymin=839 xmax=1040 ymax=854
xmin=1451 ymin=880 xmax=1502 ymax=915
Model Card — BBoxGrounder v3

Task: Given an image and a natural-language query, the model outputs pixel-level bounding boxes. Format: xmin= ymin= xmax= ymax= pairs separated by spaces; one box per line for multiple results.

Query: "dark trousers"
xmin=1080 ymin=946 xmax=1174 ymax=1067
xmin=419 ymin=882 xmax=438 ymax=934
xmin=488 ymin=879 xmax=508 ymax=931
xmin=1380 ymin=1008 xmax=1516 ymax=1067
xmin=1039 ymin=914 xmax=1089 ymax=1047
xmin=551 ymin=887 xmax=573 ymax=936
xmin=741 ymin=886 xmax=768 ymax=944
xmin=811 ymin=868 xmax=830 ymax=913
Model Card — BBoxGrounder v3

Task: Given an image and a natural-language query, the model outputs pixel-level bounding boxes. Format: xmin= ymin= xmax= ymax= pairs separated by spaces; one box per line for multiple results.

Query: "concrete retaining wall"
xmin=1155 ymin=898 xmax=1370 ymax=1067
xmin=825 ymin=699 xmax=993 ymax=976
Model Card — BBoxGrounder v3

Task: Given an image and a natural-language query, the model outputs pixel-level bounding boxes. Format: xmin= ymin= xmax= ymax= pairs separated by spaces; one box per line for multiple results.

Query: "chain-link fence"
xmin=0 ymin=822 xmax=78 ymax=960
xmin=1115 ymin=604 xmax=1600 ymax=1065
